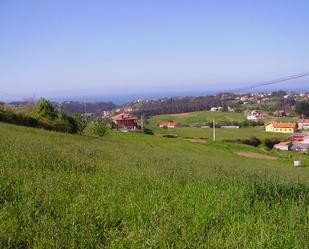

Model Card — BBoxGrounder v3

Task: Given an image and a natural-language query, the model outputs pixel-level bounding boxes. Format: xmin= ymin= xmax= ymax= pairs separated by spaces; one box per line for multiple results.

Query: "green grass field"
xmin=0 ymin=122 xmax=308 ymax=248
xmin=150 ymin=126 xmax=290 ymax=141
xmin=147 ymin=111 xmax=292 ymax=141
xmin=148 ymin=111 xmax=246 ymax=127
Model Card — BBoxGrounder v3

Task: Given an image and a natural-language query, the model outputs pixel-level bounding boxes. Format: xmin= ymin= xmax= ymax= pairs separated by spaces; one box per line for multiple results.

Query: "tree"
xmin=34 ymin=98 xmax=58 ymax=120
xmin=271 ymin=91 xmax=286 ymax=97
xmin=222 ymin=101 xmax=228 ymax=112
xmin=72 ymin=113 xmax=87 ymax=135
xmin=59 ymin=104 xmax=67 ymax=120
xmin=243 ymin=136 xmax=262 ymax=147
xmin=264 ymin=137 xmax=281 ymax=150
xmin=91 ymin=117 xmax=110 ymax=138
xmin=296 ymin=100 xmax=309 ymax=118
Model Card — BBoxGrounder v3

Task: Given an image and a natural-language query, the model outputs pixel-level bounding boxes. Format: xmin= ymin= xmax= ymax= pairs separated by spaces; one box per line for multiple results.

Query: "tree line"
xmin=0 ymin=98 xmax=111 ymax=137
xmin=134 ymin=95 xmax=222 ymax=116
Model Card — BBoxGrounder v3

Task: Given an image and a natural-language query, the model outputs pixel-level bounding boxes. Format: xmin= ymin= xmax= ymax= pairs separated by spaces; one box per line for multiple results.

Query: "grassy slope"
xmin=148 ymin=111 xmax=246 ymax=127
xmin=0 ymin=122 xmax=308 ymax=248
xmin=148 ymin=111 xmax=291 ymax=140
xmin=150 ymin=126 xmax=290 ymax=141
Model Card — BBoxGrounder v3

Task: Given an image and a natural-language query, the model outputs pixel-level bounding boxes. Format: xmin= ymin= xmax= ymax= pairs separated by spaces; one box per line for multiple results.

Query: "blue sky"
xmin=0 ymin=0 xmax=309 ymax=101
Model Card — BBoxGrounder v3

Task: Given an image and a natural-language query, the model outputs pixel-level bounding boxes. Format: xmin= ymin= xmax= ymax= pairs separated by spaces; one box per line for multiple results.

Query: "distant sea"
xmin=50 ymin=90 xmax=219 ymax=105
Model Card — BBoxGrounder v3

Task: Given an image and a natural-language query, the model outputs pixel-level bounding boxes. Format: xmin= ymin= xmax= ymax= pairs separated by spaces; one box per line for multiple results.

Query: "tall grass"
xmin=0 ymin=122 xmax=308 ymax=248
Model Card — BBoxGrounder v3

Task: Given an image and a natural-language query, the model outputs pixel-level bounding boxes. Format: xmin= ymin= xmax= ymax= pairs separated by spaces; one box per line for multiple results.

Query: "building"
xmin=221 ymin=126 xmax=239 ymax=129
xmin=291 ymin=136 xmax=309 ymax=153
xmin=298 ymin=119 xmax=309 ymax=130
xmin=111 ymin=113 xmax=138 ymax=131
xmin=246 ymin=110 xmax=269 ymax=121
xmin=265 ymin=122 xmax=297 ymax=133
xmin=227 ymin=106 xmax=235 ymax=112
xmin=210 ymin=107 xmax=222 ymax=112
xmin=274 ymin=142 xmax=292 ymax=151
xmin=291 ymin=142 xmax=309 ymax=153
xmin=291 ymin=134 xmax=306 ymax=142
xmin=159 ymin=121 xmax=179 ymax=128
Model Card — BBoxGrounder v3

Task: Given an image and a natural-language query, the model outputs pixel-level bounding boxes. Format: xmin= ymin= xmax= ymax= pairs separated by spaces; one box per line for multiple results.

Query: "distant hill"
xmin=132 ymin=94 xmax=227 ymax=116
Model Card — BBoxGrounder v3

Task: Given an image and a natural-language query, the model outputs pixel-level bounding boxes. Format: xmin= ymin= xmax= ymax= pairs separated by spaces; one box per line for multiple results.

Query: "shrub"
xmin=143 ymin=128 xmax=154 ymax=135
xmin=226 ymin=136 xmax=262 ymax=147
xmin=34 ymin=98 xmax=58 ymax=120
xmin=72 ymin=113 xmax=88 ymax=135
xmin=91 ymin=117 xmax=110 ymax=138
xmin=264 ymin=137 xmax=281 ymax=150
xmin=242 ymin=136 xmax=262 ymax=147
xmin=0 ymin=110 xmax=78 ymax=134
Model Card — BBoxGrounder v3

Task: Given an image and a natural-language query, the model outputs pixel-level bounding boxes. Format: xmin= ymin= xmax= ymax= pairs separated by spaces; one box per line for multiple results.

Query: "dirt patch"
xmin=170 ymin=112 xmax=190 ymax=117
xmin=184 ymin=137 xmax=208 ymax=143
xmin=161 ymin=134 xmax=178 ymax=138
xmin=236 ymin=152 xmax=277 ymax=160
xmin=188 ymin=139 xmax=208 ymax=143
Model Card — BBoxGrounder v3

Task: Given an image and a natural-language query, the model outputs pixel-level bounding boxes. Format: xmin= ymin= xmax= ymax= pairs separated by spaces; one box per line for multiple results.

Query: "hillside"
xmin=0 ymin=122 xmax=308 ymax=248
xmin=147 ymin=111 xmax=289 ymax=141
xmin=148 ymin=111 xmax=246 ymax=127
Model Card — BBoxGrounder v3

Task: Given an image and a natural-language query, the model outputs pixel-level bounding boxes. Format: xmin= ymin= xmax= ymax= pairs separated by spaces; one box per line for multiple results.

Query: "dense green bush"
xmin=0 ymin=110 xmax=78 ymax=134
xmin=225 ymin=136 xmax=262 ymax=147
xmin=296 ymin=100 xmax=309 ymax=118
xmin=241 ymin=136 xmax=262 ymax=147
xmin=91 ymin=117 xmax=110 ymax=138
xmin=34 ymin=98 xmax=58 ymax=120
xmin=199 ymin=120 xmax=264 ymax=128
xmin=264 ymin=137 xmax=282 ymax=150
xmin=143 ymin=128 xmax=154 ymax=135
xmin=72 ymin=113 xmax=88 ymax=134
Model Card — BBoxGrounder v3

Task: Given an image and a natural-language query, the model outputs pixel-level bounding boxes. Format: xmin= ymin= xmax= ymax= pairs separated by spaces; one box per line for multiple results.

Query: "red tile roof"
xmin=275 ymin=142 xmax=290 ymax=146
xmin=112 ymin=113 xmax=137 ymax=121
xmin=272 ymin=122 xmax=296 ymax=128
xmin=159 ymin=121 xmax=178 ymax=127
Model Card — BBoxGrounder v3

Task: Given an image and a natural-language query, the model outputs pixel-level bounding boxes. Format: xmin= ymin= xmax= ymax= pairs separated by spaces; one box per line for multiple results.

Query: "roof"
xmin=111 ymin=113 xmax=137 ymax=121
xmin=159 ymin=121 xmax=178 ymax=126
xmin=272 ymin=122 xmax=296 ymax=128
xmin=274 ymin=142 xmax=291 ymax=147
xmin=291 ymin=134 xmax=306 ymax=141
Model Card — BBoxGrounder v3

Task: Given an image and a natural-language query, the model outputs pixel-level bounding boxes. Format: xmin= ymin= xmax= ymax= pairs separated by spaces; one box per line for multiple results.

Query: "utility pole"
xmin=213 ymin=119 xmax=216 ymax=142
xmin=141 ymin=114 xmax=144 ymax=131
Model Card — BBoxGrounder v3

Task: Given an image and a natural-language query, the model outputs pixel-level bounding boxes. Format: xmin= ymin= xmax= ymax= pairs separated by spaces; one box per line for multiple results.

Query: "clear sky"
xmin=0 ymin=0 xmax=309 ymax=101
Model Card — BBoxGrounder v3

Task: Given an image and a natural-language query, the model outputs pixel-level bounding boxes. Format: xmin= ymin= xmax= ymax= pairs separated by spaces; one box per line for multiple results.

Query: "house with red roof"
xmin=265 ymin=122 xmax=297 ymax=133
xmin=159 ymin=121 xmax=180 ymax=128
xmin=274 ymin=142 xmax=292 ymax=151
xmin=111 ymin=113 xmax=138 ymax=131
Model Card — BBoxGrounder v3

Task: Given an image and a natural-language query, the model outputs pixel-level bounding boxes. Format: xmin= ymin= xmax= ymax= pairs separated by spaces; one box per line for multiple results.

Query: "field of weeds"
xmin=0 ymin=122 xmax=308 ymax=248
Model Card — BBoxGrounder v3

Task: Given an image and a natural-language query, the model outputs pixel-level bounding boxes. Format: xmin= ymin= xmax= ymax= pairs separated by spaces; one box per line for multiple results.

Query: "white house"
xmin=246 ymin=110 xmax=269 ymax=121
xmin=210 ymin=107 xmax=222 ymax=112
xmin=274 ymin=142 xmax=292 ymax=151
xmin=298 ymin=119 xmax=309 ymax=130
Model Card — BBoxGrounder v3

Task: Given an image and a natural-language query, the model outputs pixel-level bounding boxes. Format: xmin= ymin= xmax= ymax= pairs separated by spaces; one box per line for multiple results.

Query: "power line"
xmin=231 ymin=72 xmax=309 ymax=92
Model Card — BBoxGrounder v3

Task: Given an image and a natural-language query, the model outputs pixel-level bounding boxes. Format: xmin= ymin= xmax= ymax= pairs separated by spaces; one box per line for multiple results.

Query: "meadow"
xmin=149 ymin=126 xmax=290 ymax=141
xmin=147 ymin=111 xmax=290 ymax=141
xmin=0 ymin=122 xmax=308 ymax=248
xmin=147 ymin=111 xmax=246 ymax=127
